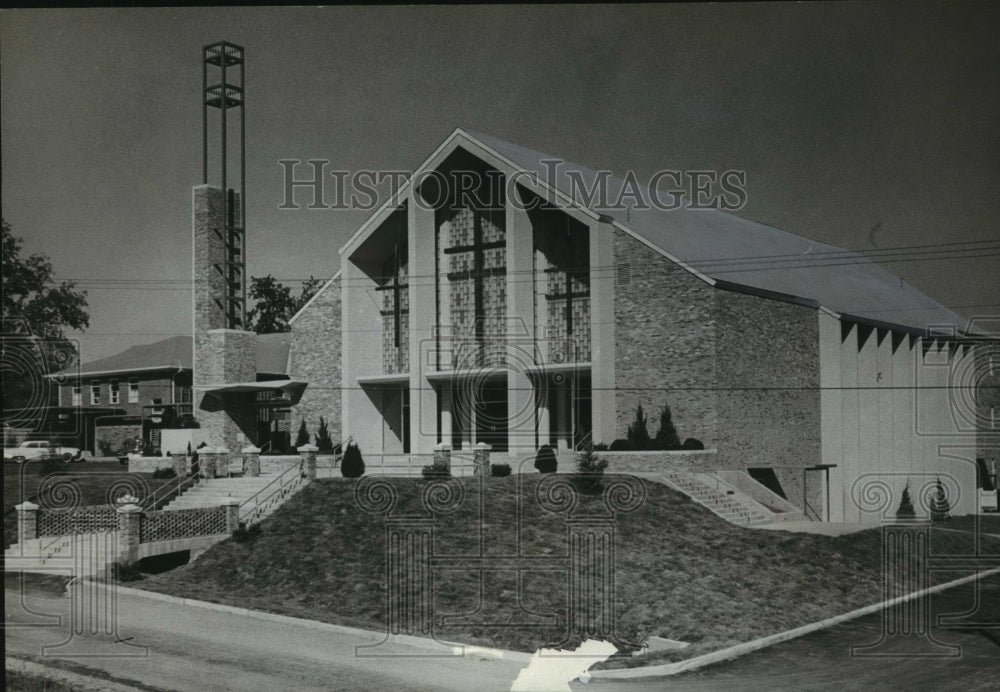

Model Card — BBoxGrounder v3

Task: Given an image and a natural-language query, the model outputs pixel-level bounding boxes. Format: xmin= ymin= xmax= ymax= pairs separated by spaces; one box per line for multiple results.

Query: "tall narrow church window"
xmin=376 ymin=239 xmax=409 ymax=373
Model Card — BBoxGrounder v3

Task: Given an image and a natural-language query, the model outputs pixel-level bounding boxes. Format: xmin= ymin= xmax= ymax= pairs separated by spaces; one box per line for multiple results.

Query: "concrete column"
xmin=506 ymin=197 xmax=537 ymax=457
xmin=223 ymin=498 xmax=241 ymax=533
xmin=556 ymin=388 xmax=571 ymax=452
xmin=433 ymin=443 xmax=452 ymax=473
xmin=409 ymin=194 xmax=439 ymax=455
xmin=116 ymin=504 xmax=142 ymax=564
xmin=298 ymin=444 xmax=318 ymax=481
xmin=242 ymin=445 xmax=261 ymax=477
xmin=589 ymin=219 xmax=616 ymax=447
xmin=474 ymin=442 xmax=491 ymax=476
xmin=215 ymin=447 xmax=232 ymax=477
xmin=440 ymin=388 xmax=453 ymax=446
xmin=818 ymin=312 xmax=844 ymax=521
xmin=537 ymin=390 xmax=551 ymax=448
xmin=15 ymin=502 xmax=38 ymax=543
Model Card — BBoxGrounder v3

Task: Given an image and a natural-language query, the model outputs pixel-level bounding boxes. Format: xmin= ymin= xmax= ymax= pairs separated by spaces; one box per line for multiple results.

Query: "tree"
xmin=626 ymin=404 xmax=651 ymax=451
xmin=653 ymin=403 xmax=681 ymax=450
xmin=930 ymin=477 xmax=950 ymax=521
xmin=246 ymin=274 xmax=322 ymax=334
xmin=315 ymin=416 xmax=334 ymax=453
xmin=294 ymin=419 xmax=310 ymax=448
xmin=896 ymin=481 xmax=916 ymax=520
xmin=2 ymin=219 xmax=89 ymax=420
xmin=534 ymin=445 xmax=558 ymax=474
xmin=341 ymin=443 xmax=365 ymax=478
xmin=574 ymin=442 xmax=608 ymax=495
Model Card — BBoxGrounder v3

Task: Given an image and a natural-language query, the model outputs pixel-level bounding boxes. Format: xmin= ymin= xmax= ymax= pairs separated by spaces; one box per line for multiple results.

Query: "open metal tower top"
xmin=202 ymin=40 xmax=246 ymax=329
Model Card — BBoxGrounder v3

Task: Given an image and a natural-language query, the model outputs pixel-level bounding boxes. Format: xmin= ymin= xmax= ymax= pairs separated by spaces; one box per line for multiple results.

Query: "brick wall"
xmin=290 ymin=276 xmax=342 ymax=444
xmin=60 ymin=373 xmax=179 ymax=418
xmin=713 ymin=289 xmax=821 ymax=470
xmin=613 ymin=230 xmax=719 ymax=449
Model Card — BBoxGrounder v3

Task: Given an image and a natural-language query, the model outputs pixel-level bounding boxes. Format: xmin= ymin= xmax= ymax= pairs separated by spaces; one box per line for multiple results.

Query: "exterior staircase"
xmin=651 ymin=470 xmax=775 ymax=526
xmin=5 ymin=531 xmax=118 ymax=577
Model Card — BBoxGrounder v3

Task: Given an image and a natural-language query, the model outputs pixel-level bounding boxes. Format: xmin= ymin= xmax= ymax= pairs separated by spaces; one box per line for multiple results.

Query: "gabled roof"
xmin=307 ymin=128 xmax=972 ymax=335
xmin=53 ymin=333 xmax=292 ymax=378
xmin=466 ymin=130 xmax=969 ymax=334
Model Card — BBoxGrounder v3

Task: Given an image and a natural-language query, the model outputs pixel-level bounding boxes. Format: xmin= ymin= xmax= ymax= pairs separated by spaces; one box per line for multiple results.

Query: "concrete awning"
xmin=198 ymin=380 xmax=308 ymax=412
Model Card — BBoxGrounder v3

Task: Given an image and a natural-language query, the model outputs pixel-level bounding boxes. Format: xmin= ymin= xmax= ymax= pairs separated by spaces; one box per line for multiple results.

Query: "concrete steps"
xmin=653 ymin=471 xmax=774 ymax=526
xmin=161 ymin=473 xmax=288 ymax=511
xmin=5 ymin=531 xmax=118 ymax=577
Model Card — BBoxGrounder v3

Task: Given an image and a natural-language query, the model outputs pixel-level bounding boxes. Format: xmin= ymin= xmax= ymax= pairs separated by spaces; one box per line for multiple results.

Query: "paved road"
xmin=5 ymin=580 xmax=525 ymax=691
xmin=579 ymin=575 xmax=1000 ymax=691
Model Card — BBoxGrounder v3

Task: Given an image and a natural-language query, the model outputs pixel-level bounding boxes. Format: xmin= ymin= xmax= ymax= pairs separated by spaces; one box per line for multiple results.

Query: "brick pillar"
xmin=433 ymin=443 xmax=452 ymax=473
xmin=200 ymin=447 xmax=217 ymax=478
xmin=298 ymin=444 xmax=318 ymax=481
xmin=473 ymin=442 xmax=491 ymax=476
xmin=116 ymin=504 xmax=142 ymax=564
xmin=172 ymin=454 xmax=187 ymax=479
xmin=242 ymin=445 xmax=261 ymax=477
xmin=222 ymin=498 xmax=241 ymax=533
xmin=216 ymin=447 xmax=231 ymax=477
xmin=15 ymin=502 xmax=38 ymax=543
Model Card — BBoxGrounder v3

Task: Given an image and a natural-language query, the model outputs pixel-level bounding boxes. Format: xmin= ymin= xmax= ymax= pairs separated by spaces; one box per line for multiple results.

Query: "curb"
xmin=82 ymin=579 xmax=533 ymax=664
xmin=5 ymin=655 xmax=153 ymax=692
xmin=589 ymin=567 xmax=1000 ymax=680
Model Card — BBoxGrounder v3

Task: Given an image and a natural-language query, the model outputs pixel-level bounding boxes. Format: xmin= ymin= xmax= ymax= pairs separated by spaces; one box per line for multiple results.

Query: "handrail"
xmin=141 ymin=470 xmax=201 ymax=513
xmin=238 ymin=461 xmax=302 ymax=524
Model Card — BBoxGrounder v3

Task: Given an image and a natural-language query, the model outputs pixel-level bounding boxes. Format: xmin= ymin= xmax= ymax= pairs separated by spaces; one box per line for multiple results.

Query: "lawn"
xmin=134 ymin=476 xmax=1000 ymax=664
xmin=3 ymin=461 xmax=178 ymax=549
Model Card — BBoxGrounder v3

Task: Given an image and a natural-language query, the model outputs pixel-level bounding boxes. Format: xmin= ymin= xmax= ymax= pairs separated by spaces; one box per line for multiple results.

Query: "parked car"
xmin=4 ymin=440 xmax=83 ymax=463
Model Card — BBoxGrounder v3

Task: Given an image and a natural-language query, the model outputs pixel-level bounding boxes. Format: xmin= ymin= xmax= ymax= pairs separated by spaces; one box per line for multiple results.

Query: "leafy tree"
xmin=896 ymin=481 xmax=916 ymax=520
xmin=653 ymin=403 xmax=681 ymax=450
xmin=2 ymin=219 xmax=89 ymax=419
xmin=294 ymin=419 xmax=310 ymax=448
xmin=246 ymin=274 xmax=322 ymax=334
xmin=315 ymin=416 xmax=334 ymax=453
xmin=574 ymin=442 xmax=608 ymax=495
xmin=341 ymin=442 xmax=365 ymax=478
xmin=626 ymin=404 xmax=651 ymax=451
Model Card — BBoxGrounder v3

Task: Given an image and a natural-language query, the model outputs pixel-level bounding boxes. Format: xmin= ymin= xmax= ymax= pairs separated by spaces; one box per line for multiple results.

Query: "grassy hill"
xmin=136 ymin=476 xmax=1000 ymax=664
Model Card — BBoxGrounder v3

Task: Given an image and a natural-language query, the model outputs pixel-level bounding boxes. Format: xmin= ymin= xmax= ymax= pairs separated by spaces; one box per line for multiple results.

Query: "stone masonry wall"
xmin=613 ymin=230 xmax=719 ymax=449
xmin=713 ymin=289 xmax=821 ymax=470
xmin=290 ymin=276 xmax=342 ymax=444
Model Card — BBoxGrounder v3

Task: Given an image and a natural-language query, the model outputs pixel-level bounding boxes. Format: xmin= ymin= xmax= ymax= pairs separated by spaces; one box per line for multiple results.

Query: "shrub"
xmin=97 ymin=439 xmax=116 ymax=457
xmin=608 ymin=439 xmax=631 ymax=451
xmin=574 ymin=443 xmax=608 ymax=495
xmin=152 ymin=467 xmax=176 ymax=479
xmin=897 ymin=481 xmax=916 ymax=520
xmin=422 ymin=460 xmax=451 ymax=479
xmin=341 ymin=442 xmax=365 ymax=478
xmin=534 ymin=445 xmax=558 ymax=474
xmin=38 ymin=456 xmax=64 ymax=476
xmin=315 ymin=416 xmax=335 ymax=454
xmin=653 ymin=404 xmax=681 ymax=450
xmin=592 ymin=442 xmax=609 ymax=451
xmin=491 ymin=463 xmax=512 ymax=477
xmin=930 ymin=477 xmax=950 ymax=521
xmin=681 ymin=438 xmax=704 ymax=450
xmin=233 ymin=522 xmax=262 ymax=543
xmin=109 ymin=561 xmax=143 ymax=582
xmin=294 ymin=420 xmax=310 ymax=448
xmin=626 ymin=404 xmax=651 ymax=451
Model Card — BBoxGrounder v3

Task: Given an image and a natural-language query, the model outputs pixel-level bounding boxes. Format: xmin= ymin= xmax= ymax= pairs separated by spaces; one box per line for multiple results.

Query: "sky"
xmin=2 ymin=4 xmax=998 ymax=361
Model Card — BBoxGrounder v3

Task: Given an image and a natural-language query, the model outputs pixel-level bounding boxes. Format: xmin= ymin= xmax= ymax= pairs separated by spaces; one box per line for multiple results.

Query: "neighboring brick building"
xmin=288 ymin=129 xmax=999 ymax=522
xmin=48 ymin=331 xmax=297 ymax=455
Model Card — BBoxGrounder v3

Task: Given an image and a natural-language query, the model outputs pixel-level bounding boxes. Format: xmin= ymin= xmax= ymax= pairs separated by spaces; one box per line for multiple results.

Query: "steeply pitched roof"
xmin=55 ymin=333 xmax=291 ymax=377
xmin=465 ymin=130 xmax=969 ymax=334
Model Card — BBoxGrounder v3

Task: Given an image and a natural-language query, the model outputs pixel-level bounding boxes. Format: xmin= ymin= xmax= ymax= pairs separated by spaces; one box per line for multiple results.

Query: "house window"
xmin=129 ymin=377 xmax=139 ymax=403
xmin=90 ymin=383 xmax=101 ymax=405
xmin=72 ymin=385 xmax=81 ymax=406
xmin=110 ymin=380 xmax=120 ymax=405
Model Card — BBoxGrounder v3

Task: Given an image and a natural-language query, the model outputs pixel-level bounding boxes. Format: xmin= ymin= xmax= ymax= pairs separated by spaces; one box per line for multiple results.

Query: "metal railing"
xmin=238 ymin=461 xmax=303 ymax=526
xmin=141 ymin=470 xmax=202 ymax=514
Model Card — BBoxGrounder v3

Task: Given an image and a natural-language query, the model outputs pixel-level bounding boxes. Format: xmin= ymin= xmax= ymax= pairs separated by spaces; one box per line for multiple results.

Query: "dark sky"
xmin=2 ymin=4 xmax=998 ymax=360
